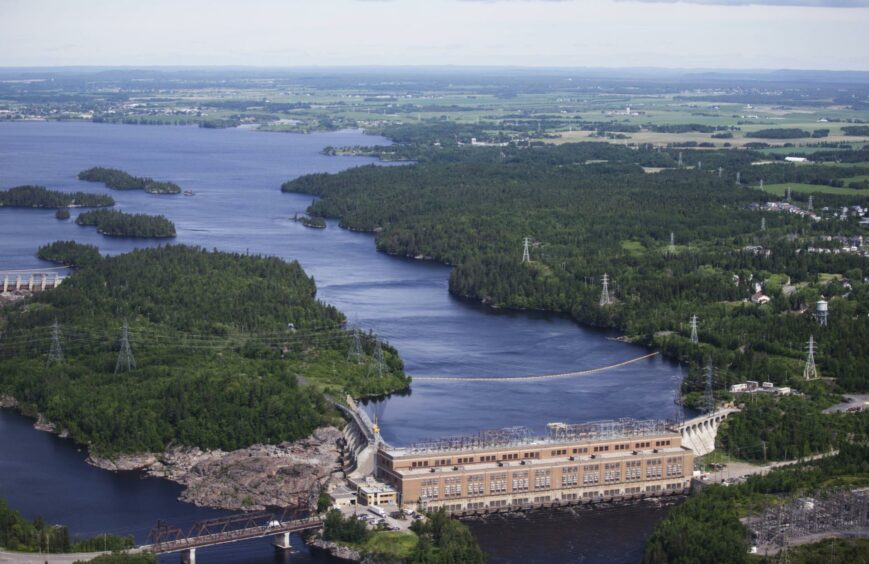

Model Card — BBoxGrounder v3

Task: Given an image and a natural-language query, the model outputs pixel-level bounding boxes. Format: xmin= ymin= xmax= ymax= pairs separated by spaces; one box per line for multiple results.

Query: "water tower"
xmin=816 ymin=299 xmax=828 ymax=326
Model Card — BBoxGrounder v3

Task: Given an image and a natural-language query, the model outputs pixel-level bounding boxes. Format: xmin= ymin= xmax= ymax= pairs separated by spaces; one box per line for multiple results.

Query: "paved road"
xmin=823 ymin=394 xmax=869 ymax=414
xmin=702 ymin=451 xmax=838 ymax=484
xmin=0 ymin=549 xmax=109 ymax=563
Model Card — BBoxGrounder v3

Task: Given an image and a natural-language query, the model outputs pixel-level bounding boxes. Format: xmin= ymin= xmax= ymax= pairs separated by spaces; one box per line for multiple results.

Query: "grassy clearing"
xmin=620 ymin=239 xmax=645 ymax=257
xmin=343 ymin=531 xmax=418 ymax=559
xmin=764 ymin=183 xmax=868 ymax=196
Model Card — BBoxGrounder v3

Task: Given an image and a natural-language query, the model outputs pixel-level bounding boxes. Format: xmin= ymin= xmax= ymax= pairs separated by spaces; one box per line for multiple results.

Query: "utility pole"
xmin=47 ymin=319 xmax=63 ymax=365
xmin=347 ymin=329 xmax=364 ymax=364
xmin=704 ymin=363 xmax=715 ymax=414
xmin=807 ymin=195 xmax=813 ymax=211
xmin=736 ymin=171 xmax=741 ymax=185
xmin=761 ymin=217 xmax=766 ymax=231
xmin=669 ymin=232 xmax=675 ymax=255
xmin=600 ymin=273 xmax=612 ymax=306
xmin=115 ymin=320 xmax=136 ymax=374
xmin=677 ymin=152 xmax=683 ymax=168
xmin=759 ymin=179 xmax=764 ymax=191
xmin=803 ymin=335 xmax=819 ymax=381
xmin=786 ymin=186 xmax=792 ymax=201
xmin=690 ymin=315 xmax=699 ymax=345
xmin=697 ymin=160 xmax=702 ymax=170
xmin=718 ymin=167 xmax=723 ymax=178
xmin=521 ymin=237 xmax=531 ymax=263
xmin=368 ymin=340 xmax=386 ymax=378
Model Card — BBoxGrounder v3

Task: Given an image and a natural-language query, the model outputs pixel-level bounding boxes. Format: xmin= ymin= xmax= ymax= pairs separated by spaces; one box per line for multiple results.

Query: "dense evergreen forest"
xmin=75 ymin=209 xmax=177 ymax=238
xmin=0 ymin=244 xmax=408 ymax=453
xmin=284 ymin=141 xmax=869 ymax=461
xmin=642 ymin=444 xmax=869 ymax=563
xmin=0 ymin=185 xmax=114 ymax=208
xmin=0 ymin=498 xmax=134 ymax=553
xmin=78 ymin=167 xmax=182 ymax=194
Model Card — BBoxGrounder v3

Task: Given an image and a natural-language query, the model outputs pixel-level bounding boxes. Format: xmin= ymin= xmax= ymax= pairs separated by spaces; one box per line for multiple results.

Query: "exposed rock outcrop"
xmin=87 ymin=426 xmax=343 ymax=511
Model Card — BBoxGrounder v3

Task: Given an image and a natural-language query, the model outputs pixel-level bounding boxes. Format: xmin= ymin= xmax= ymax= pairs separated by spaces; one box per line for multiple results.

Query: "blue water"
xmin=0 ymin=121 xmax=685 ymax=562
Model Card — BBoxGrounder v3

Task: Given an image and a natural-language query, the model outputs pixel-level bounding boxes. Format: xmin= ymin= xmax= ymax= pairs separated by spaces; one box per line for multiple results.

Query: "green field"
xmin=764 ymin=182 xmax=869 ymax=196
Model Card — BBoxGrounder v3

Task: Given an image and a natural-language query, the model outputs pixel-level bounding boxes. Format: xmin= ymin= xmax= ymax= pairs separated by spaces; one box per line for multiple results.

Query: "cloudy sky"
xmin=2 ymin=0 xmax=868 ymax=70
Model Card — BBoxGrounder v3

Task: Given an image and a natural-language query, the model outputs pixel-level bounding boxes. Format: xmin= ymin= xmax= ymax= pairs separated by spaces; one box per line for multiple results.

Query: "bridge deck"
xmin=141 ymin=516 xmax=323 ymax=554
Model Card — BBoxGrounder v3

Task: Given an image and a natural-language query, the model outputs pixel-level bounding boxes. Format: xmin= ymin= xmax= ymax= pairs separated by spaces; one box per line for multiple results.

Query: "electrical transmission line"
xmin=115 ymin=320 xmax=136 ymax=374
xmin=690 ymin=315 xmax=699 ymax=345
xmin=803 ymin=335 xmax=819 ymax=381
xmin=47 ymin=319 xmax=63 ymax=365
xmin=347 ymin=329 xmax=364 ymax=364
xmin=600 ymin=273 xmax=612 ymax=306
xmin=368 ymin=339 xmax=386 ymax=378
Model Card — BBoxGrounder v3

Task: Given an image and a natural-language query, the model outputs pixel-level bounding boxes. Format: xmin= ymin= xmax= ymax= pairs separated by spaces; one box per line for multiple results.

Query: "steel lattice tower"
xmin=47 ymin=319 xmax=63 ymax=365
xmin=736 ymin=171 xmax=741 ymax=185
xmin=115 ymin=320 xmax=136 ymax=374
xmin=690 ymin=315 xmax=699 ymax=344
xmin=761 ymin=217 xmax=766 ymax=231
xmin=347 ymin=329 xmax=364 ymax=364
xmin=669 ymin=232 xmax=675 ymax=255
xmin=803 ymin=335 xmax=819 ymax=381
xmin=368 ymin=340 xmax=386 ymax=378
xmin=704 ymin=364 xmax=716 ymax=414
xmin=521 ymin=237 xmax=531 ymax=263
xmin=759 ymin=179 xmax=764 ymax=191
xmin=808 ymin=195 xmax=814 ymax=211
xmin=600 ymin=273 xmax=612 ymax=306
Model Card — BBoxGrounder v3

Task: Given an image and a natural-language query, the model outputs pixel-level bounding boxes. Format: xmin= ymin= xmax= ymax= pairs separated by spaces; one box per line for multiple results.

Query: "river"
xmin=0 ymin=122 xmax=685 ymax=562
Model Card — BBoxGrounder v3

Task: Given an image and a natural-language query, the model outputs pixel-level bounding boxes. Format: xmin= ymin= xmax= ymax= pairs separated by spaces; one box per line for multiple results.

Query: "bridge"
xmin=140 ymin=507 xmax=322 ymax=563
xmin=672 ymin=408 xmax=739 ymax=456
xmin=1 ymin=269 xmax=66 ymax=293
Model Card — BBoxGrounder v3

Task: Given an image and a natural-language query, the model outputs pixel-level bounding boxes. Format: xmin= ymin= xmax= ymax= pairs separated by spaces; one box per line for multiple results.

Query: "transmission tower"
xmin=803 ymin=335 xmax=819 ymax=381
xmin=368 ymin=340 xmax=387 ymax=378
xmin=759 ymin=179 xmax=764 ymax=191
xmin=704 ymin=363 xmax=716 ymax=414
xmin=807 ymin=195 xmax=813 ymax=211
xmin=47 ymin=319 xmax=63 ymax=365
xmin=347 ymin=329 xmax=364 ymax=364
xmin=718 ymin=167 xmax=723 ymax=178
xmin=669 ymin=232 xmax=675 ymax=255
xmin=115 ymin=320 xmax=136 ymax=374
xmin=677 ymin=152 xmax=683 ymax=168
xmin=600 ymin=273 xmax=612 ymax=306
xmin=761 ymin=217 xmax=766 ymax=231
xmin=690 ymin=314 xmax=699 ymax=344
xmin=521 ymin=237 xmax=531 ymax=263
xmin=786 ymin=186 xmax=792 ymax=201
xmin=697 ymin=160 xmax=702 ymax=170
xmin=736 ymin=171 xmax=741 ymax=185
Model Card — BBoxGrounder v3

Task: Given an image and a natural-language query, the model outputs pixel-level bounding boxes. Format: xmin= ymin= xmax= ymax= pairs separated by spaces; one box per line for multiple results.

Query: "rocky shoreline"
xmin=2 ymin=395 xmax=342 ymax=511
xmin=87 ymin=426 xmax=343 ymax=511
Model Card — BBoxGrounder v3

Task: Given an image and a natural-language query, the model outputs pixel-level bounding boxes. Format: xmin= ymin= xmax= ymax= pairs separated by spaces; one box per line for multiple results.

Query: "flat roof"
xmin=390 ymin=446 xmax=690 ymax=479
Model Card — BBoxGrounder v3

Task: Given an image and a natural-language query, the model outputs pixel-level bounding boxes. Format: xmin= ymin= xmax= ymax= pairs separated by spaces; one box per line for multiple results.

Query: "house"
xmin=730 ymin=383 xmax=749 ymax=393
xmin=751 ymin=291 xmax=771 ymax=305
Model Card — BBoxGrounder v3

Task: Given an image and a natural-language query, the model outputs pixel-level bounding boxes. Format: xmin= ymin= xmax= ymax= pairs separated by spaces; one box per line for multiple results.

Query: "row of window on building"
xmin=424 ymin=482 xmax=687 ymax=508
xmin=407 ymin=439 xmax=678 ymax=469
xmin=419 ymin=458 xmax=684 ymax=499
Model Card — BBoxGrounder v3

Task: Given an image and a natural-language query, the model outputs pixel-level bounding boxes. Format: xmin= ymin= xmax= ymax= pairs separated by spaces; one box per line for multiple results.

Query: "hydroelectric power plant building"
xmin=374 ymin=419 xmax=693 ymax=513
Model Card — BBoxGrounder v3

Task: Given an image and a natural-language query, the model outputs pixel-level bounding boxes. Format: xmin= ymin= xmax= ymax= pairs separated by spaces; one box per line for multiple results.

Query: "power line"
xmin=115 ymin=321 xmax=136 ymax=374
xmin=47 ymin=319 xmax=63 ymax=365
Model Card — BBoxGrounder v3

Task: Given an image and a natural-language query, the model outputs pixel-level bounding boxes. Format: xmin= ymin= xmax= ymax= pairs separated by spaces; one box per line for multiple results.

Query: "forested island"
xmin=0 ymin=244 xmax=409 ymax=454
xmin=78 ymin=167 xmax=182 ymax=194
xmin=75 ymin=209 xmax=177 ymax=238
xmin=284 ymin=142 xmax=869 ymax=461
xmin=0 ymin=185 xmax=114 ymax=208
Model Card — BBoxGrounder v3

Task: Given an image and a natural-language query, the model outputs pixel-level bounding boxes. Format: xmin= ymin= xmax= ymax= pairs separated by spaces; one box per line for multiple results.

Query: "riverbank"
xmin=2 ymin=396 xmax=342 ymax=511
xmin=87 ymin=426 xmax=342 ymax=511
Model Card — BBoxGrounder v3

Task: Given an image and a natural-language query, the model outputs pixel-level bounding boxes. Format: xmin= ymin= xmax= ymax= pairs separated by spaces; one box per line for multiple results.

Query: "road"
xmin=703 ymin=451 xmax=839 ymax=484
xmin=0 ymin=549 xmax=110 ymax=563
xmin=823 ymin=394 xmax=869 ymax=414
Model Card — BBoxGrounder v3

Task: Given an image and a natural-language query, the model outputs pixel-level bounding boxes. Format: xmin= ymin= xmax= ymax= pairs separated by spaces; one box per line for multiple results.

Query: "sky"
xmin=2 ymin=0 xmax=869 ymax=70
